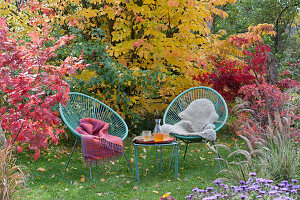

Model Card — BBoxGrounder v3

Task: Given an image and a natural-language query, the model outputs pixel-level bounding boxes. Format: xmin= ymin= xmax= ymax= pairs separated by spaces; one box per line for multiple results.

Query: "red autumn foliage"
xmin=194 ymin=39 xmax=272 ymax=102
xmin=193 ymin=57 xmax=255 ymax=101
xmin=0 ymin=18 xmax=85 ymax=159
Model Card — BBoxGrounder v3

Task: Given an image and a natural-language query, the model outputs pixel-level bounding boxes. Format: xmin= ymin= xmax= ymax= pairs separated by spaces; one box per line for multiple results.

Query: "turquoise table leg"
xmin=175 ymin=143 xmax=178 ymax=179
xmin=134 ymin=144 xmax=139 ymax=181
xmin=160 ymin=146 xmax=163 ymax=173
xmin=156 ymin=146 xmax=159 ymax=173
xmin=169 ymin=145 xmax=175 ymax=171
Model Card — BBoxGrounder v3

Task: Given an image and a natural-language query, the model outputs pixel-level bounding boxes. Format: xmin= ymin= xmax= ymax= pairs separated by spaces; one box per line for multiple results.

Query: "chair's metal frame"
xmin=163 ymin=87 xmax=228 ymax=170
xmin=59 ymin=92 xmax=133 ymax=179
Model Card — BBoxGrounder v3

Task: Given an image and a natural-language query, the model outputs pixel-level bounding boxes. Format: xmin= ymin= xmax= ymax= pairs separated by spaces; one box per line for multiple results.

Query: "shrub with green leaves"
xmin=57 ymin=28 xmax=164 ymax=136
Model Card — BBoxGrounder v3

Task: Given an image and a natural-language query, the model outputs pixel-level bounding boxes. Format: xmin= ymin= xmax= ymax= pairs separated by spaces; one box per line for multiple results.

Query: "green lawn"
xmin=17 ymin=130 xmax=240 ymax=200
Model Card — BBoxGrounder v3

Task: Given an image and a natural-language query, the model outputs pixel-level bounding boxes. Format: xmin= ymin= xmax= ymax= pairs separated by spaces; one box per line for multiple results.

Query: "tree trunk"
xmin=265 ymin=51 xmax=279 ymax=85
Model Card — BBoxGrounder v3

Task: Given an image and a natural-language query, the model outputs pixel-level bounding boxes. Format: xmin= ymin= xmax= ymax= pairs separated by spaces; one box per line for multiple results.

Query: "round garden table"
xmin=133 ymin=138 xmax=178 ymax=181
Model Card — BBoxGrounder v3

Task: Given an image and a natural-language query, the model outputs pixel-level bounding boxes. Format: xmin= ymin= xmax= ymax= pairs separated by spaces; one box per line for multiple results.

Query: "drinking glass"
xmin=142 ymin=130 xmax=152 ymax=141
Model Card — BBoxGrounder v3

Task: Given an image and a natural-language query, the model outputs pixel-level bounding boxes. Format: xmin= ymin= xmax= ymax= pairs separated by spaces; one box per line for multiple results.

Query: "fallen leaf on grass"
xmin=92 ymin=185 xmax=97 ymax=188
xmin=37 ymin=167 xmax=47 ymax=172
xmin=60 ymin=162 xmax=65 ymax=165
xmin=133 ymin=186 xmax=138 ymax=190
xmin=41 ymin=185 xmax=44 ymax=189
xmin=97 ymin=193 xmax=102 ymax=196
xmin=199 ymin=157 xmax=206 ymax=160
xmin=155 ymin=185 xmax=159 ymax=188
xmin=126 ymin=180 xmax=131 ymax=184
xmin=152 ymin=190 xmax=159 ymax=194
xmin=101 ymin=178 xmax=105 ymax=182
xmin=80 ymin=177 xmax=85 ymax=182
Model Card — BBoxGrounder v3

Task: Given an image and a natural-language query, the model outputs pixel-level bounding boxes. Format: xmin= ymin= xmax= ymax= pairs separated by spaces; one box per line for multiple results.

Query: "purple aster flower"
xmin=240 ymin=180 xmax=246 ymax=185
xmin=249 ymin=172 xmax=256 ymax=176
xmin=222 ymin=194 xmax=229 ymax=198
xmin=268 ymin=190 xmax=277 ymax=195
xmin=290 ymin=189 xmax=297 ymax=194
xmin=246 ymin=178 xmax=252 ymax=185
xmin=235 ymin=187 xmax=243 ymax=192
xmin=278 ymin=183 xmax=285 ymax=187
xmin=282 ymin=180 xmax=288 ymax=184
xmin=213 ymin=179 xmax=222 ymax=185
xmin=240 ymin=195 xmax=247 ymax=199
xmin=266 ymin=179 xmax=273 ymax=184
xmin=291 ymin=179 xmax=298 ymax=183
xmin=280 ymin=187 xmax=289 ymax=192
xmin=192 ymin=187 xmax=198 ymax=192
xmin=215 ymin=193 xmax=221 ymax=198
xmin=206 ymin=187 xmax=214 ymax=192
xmin=256 ymin=195 xmax=262 ymax=198
xmin=248 ymin=185 xmax=257 ymax=191
xmin=185 ymin=193 xmax=194 ymax=199
xmin=256 ymin=178 xmax=267 ymax=183
xmin=211 ymin=190 xmax=218 ymax=194
xmin=241 ymin=185 xmax=248 ymax=189
xmin=197 ymin=189 xmax=206 ymax=193
xmin=223 ymin=185 xmax=229 ymax=190
xmin=259 ymin=190 xmax=267 ymax=195
xmin=292 ymin=185 xmax=300 ymax=189
xmin=272 ymin=185 xmax=279 ymax=190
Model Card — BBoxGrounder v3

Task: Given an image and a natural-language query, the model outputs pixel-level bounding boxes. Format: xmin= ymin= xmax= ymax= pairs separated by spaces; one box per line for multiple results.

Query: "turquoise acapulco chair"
xmin=59 ymin=92 xmax=133 ymax=179
xmin=163 ymin=87 xmax=228 ymax=169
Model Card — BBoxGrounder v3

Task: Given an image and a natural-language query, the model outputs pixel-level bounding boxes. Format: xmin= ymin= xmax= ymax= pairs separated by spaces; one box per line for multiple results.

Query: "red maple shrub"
xmin=0 ymin=18 xmax=85 ymax=159
xmin=193 ymin=56 xmax=255 ymax=101
xmin=194 ymin=42 xmax=272 ymax=102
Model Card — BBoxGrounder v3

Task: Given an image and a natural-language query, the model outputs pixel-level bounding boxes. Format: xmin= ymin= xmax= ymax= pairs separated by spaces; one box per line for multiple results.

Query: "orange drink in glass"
xmin=153 ymin=133 xmax=164 ymax=142
xmin=163 ymin=133 xmax=169 ymax=140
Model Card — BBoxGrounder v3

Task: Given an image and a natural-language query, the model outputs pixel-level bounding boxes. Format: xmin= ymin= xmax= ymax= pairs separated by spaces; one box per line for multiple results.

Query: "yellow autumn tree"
xmin=50 ymin=0 xmax=237 ymax=112
xmin=2 ymin=0 xmax=245 ymax=132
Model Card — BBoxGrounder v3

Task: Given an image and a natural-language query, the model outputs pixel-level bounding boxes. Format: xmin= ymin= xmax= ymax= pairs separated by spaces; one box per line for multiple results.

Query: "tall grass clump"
xmin=0 ymin=126 xmax=28 ymax=200
xmin=250 ymin=113 xmax=299 ymax=182
xmin=222 ymin=107 xmax=299 ymax=183
xmin=213 ymin=107 xmax=299 ymax=185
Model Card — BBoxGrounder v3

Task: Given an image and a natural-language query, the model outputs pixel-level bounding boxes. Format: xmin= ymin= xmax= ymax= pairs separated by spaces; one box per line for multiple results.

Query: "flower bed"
xmin=186 ymin=173 xmax=299 ymax=200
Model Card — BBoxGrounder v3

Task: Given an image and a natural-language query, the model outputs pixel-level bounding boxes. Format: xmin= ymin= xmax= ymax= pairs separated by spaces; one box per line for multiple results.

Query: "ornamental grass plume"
xmin=185 ymin=173 xmax=300 ymax=200
xmin=0 ymin=127 xmax=28 ymax=200
xmin=209 ymin=109 xmax=299 ymax=185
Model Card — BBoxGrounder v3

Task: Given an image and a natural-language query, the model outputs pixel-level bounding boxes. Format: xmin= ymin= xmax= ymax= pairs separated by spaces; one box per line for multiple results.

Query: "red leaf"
xmin=17 ymin=146 xmax=23 ymax=153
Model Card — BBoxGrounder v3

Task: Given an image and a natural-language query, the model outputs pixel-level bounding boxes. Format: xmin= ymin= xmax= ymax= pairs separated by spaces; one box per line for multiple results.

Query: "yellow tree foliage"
xmin=56 ymin=0 xmax=237 ymax=109
xmin=2 ymin=0 xmax=241 ymax=118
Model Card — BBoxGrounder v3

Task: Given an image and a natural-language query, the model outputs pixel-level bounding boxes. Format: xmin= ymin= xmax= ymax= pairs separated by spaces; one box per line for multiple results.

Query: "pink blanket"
xmin=75 ymin=118 xmax=123 ymax=165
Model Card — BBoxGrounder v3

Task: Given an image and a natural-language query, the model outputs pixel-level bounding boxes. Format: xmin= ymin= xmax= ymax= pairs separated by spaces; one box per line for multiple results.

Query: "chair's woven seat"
xmin=163 ymin=86 xmax=228 ymax=136
xmin=59 ymin=92 xmax=128 ymax=141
